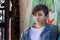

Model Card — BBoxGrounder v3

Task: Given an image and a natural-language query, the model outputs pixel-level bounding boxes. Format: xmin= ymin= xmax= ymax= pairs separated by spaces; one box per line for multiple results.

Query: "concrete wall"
xmin=19 ymin=0 xmax=33 ymax=33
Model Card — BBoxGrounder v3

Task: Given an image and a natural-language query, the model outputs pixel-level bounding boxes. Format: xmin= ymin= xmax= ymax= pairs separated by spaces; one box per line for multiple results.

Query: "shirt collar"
xmin=25 ymin=23 xmax=50 ymax=34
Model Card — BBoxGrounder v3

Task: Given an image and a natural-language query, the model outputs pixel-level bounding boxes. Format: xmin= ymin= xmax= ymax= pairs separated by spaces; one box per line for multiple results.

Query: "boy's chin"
xmin=36 ymin=22 xmax=42 ymax=25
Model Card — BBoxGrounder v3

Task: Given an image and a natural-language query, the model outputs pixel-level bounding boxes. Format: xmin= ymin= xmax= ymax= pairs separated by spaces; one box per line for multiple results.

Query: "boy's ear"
xmin=45 ymin=9 xmax=49 ymax=19
xmin=45 ymin=14 xmax=49 ymax=19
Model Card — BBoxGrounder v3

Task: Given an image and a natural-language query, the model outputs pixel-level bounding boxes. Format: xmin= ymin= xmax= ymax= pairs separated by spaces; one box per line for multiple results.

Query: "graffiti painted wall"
xmin=29 ymin=0 xmax=60 ymax=32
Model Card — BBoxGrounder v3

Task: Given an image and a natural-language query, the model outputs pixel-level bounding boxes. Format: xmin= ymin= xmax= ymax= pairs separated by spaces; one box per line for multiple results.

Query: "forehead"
xmin=36 ymin=10 xmax=45 ymax=14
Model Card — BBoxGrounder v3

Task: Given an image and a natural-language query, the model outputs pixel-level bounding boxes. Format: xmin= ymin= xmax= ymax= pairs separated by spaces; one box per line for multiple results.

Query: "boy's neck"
xmin=33 ymin=23 xmax=45 ymax=28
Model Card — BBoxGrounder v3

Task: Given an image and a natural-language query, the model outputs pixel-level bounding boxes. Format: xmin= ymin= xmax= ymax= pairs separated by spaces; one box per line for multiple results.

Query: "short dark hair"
xmin=32 ymin=4 xmax=49 ymax=16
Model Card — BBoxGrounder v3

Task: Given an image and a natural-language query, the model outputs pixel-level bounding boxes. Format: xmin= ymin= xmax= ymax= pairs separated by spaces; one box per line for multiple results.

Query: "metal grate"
xmin=0 ymin=0 xmax=5 ymax=40
xmin=0 ymin=27 xmax=5 ymax=40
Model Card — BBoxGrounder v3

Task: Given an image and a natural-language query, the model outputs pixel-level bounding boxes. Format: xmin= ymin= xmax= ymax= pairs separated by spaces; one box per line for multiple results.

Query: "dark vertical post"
xmin=5 ymin=0 xmax=10 ymax=40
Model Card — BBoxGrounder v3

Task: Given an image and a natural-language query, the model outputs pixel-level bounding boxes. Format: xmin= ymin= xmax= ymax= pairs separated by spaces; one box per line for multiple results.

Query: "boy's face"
xmin=33 ymin=10 xmax=47 ymax=25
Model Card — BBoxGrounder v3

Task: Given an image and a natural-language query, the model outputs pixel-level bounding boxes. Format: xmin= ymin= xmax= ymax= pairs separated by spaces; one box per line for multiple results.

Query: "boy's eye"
xmin=34 ymin=14 xmax=36 ymax=16
xmin=33 ymin=13 xmax=42 ymax=16
xmin=38 ymin=14 xmax=42 ymax=16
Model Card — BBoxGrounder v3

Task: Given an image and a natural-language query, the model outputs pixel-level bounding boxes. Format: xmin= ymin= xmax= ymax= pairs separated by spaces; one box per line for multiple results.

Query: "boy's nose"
xmin=36 ymin=16 xmax=40 ymax=19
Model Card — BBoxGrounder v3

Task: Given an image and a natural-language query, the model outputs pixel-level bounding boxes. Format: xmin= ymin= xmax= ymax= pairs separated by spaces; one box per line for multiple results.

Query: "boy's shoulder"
xmin=50 ymin=24 xmax=58 ymax=29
